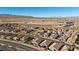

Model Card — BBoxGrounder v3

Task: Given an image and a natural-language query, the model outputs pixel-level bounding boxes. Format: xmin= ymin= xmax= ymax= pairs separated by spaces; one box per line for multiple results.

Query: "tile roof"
xmin=45 ymin=40 xmax=53 ymax=46
xmin=53 ymin=43 xmax=64 ymax=50
xmin=36 ymin=37 xmax=44 ymax=44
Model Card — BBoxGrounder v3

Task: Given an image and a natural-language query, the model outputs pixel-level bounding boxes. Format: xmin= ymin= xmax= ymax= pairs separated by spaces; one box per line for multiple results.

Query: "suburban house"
xmin=5 ymin=36 xmax=12 ymax=40
xmin=31 ymin=37 xmax=45 ymax=47
xmin=66 ymin=33 xmax=78 ymax=45
xmin=24 ymin=36 xmax=34 ymax=43
xmin=49 ymin=42 xmax=64 ymax=51
xmin=13 ymin=36 xmax=19 ymax=41
xmin=40 ymin=39 xmax=53 ymax=48
xmin=61 ymin=45 xmax=69 ymax=51
xmin=58 ymin=34 xmax=68 ymax=42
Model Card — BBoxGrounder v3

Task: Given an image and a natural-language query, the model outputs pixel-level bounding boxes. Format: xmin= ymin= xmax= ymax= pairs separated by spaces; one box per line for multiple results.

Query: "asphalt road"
xmin=0 ymin=40 xmax=39 ymax=51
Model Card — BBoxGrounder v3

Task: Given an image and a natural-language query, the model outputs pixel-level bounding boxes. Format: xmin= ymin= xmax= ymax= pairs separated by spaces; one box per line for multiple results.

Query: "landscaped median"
xmin=0 ymin=39 xmax=44 ymax=51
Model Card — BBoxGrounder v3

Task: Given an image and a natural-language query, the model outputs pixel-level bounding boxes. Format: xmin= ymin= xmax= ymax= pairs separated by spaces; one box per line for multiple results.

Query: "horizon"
xmin=0 ymin=14 xmax=79 ymax=18
xmin=0 ymin=7 xmax=79 ymax=17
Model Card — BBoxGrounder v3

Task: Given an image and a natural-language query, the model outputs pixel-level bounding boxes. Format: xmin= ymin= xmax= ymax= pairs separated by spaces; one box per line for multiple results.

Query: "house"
xmin=50 ymin=31 xmax=59 ymax=39
xmin=4 ymin=33 xmax=18 ymax=40
xmin=66 ymin=33 xmax=77 ymax=45
xmin=0 ymin=32 xmax=4 ymax=39
xmin=20 ymin=36 xmax=26 ymax=42
xmin=31 ymin=37 xmax=44 ymax=47
xmin=16 ymin=35 xmax=24 ymax=41
xmin=74 ymin=48 xmax=79 ymax=51
xmin=65 ymin=30 xmax=73 ymax=38
xmin=13 ymin=36 xmax=18 ymax=41
xmin=43 ymin=33 xmax=48 ymax=38
xmin=0 ymin=29 xmax=4 ymax=32
xmin=11 ymin=31 xmax=15 ymax=33
xmin=40 ymin=39 xmax=53 ymax=48
xmin=6 ymin=36 xmax=12 ymax=40
xmin=68 ymin=46 xmax=75 ymax=51
xmin=58 ymin=34 xmax=68 ymax=42
xmin=57 ymin=29 xmax=64 ymax=36
xmin=61 ymin=45 xmax=69 ymax=51
xmin=49 ymin=42 xmax=64 ymax=51
xmin=0 ymin=35 xmax=5 ymax=39
xmin=5 ymin=30 xmax=9 ymax=33
xmin=23 ymin=36 xmax=34 ymax=43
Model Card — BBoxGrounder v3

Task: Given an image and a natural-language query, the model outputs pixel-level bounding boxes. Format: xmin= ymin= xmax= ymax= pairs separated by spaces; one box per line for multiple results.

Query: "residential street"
xmin=0 ymin=39 xmax=39 ymax=51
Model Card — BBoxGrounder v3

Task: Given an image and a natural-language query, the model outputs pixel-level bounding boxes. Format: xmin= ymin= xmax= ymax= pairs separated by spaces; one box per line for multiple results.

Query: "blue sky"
xmin=0 ymin=7 xmax=79 ymax=17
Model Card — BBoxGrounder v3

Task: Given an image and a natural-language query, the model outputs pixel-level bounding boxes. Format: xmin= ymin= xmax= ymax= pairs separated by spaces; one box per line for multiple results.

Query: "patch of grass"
xmin=64 ymin=27 xmax=79 ymax=31
xmin=71 ymin=27 xmax=79 ymax=31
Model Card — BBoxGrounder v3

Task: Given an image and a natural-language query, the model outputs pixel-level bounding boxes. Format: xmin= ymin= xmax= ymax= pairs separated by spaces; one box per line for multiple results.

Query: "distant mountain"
xmin=0 ymin=14 xmax=34 ymax=18
xmin=0 ymin=14 xmax=79 ymax=19
xmin=0 ymin=14 xmax=79 ymax=23
xmin=0 ymin=14 xmax=15 ymax=16
xmin=0 ymin=14 xmax=34 ymax=22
